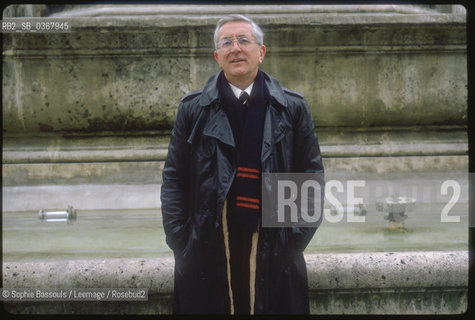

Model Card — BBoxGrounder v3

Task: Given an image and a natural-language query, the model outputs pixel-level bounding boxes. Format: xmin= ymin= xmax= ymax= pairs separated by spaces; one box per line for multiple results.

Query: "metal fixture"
xmin=330 ymin=202 xmax=367 ymax=216
xmin=376 ymin=196 xmax=416 ymax=231
xmin=38 ymin=205 xmax=77 ymax=223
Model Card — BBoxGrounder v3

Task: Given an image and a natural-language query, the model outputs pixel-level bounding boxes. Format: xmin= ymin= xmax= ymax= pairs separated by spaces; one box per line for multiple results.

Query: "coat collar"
xmin=199 ymin=71 xmax=289 ymax=108
xmin=198 ymin=70 xmax=289 ymax=163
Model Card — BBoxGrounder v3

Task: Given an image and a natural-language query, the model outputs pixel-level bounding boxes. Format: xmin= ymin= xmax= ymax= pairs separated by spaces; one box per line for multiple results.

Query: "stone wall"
xmin=2 ymin=5 xmax=468 ymax=184
xmin=2 ymin=5 xmax=467 ymax=133
xmin=2 ymin=251 xmax=468 ymax=314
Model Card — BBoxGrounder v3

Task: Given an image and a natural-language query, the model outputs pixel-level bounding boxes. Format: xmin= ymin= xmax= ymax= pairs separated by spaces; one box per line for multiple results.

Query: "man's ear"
xmin=259 ymin=45 xmax=266 ymax=64
xmin=214 ymin=51 xmax=221 ymax=67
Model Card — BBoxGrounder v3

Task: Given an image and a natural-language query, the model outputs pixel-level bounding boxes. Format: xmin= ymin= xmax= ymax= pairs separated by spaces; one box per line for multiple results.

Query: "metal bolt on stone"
xmin=330 ymin=202 xmax=367 ymax=216
xmin=376 ymin=197 xmax=416 ymax=231
xmin=38 ymin=205 xmax=77 ymax=223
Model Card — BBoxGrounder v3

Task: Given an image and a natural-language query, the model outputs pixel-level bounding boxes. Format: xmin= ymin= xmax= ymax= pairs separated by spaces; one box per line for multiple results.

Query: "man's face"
xmin=214 ymin=21 xmax=266 ymax=86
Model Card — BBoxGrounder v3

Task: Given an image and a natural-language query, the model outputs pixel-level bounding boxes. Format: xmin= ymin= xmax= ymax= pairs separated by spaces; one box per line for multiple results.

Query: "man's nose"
xmin=229 ymin=40 xmax=242 ymax=52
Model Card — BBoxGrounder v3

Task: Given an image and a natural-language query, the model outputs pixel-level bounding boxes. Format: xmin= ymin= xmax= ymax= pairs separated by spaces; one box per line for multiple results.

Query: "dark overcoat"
xmin=161 ymin=71 xmax=324 ymax=314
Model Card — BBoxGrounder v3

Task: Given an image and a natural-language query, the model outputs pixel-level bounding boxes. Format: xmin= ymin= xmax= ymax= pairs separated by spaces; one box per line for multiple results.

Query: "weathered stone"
xmin=2 ymin=184 xmax=162 ymax=211
xmin=1 ymin=127 xmax=468 ymax=186
xmin=1 ymin=5 xmax=468 ymax=185
xmin=2 ymin=251 xmax=468 ymax=314
xmin=2 ymin=5 xmax=466 ymax=133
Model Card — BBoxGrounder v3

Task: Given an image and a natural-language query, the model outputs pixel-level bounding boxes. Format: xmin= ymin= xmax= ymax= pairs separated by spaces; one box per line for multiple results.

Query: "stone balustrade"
xmin=2 ymin=251 xmax=468 ymax=314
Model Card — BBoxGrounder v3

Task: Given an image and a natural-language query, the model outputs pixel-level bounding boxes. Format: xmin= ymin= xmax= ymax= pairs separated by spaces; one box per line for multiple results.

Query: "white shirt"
xmin=228 ymin=82 xmax=254 ymax=100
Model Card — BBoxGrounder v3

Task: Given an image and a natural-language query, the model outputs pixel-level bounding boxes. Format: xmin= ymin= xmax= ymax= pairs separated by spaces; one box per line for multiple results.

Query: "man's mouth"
xmin=230 ymin=58 xmax=246 ymax=63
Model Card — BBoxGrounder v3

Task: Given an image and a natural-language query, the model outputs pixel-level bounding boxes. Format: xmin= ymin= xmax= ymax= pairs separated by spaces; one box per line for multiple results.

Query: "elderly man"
xmin=161 ymin=14 xmax=324 ymax=314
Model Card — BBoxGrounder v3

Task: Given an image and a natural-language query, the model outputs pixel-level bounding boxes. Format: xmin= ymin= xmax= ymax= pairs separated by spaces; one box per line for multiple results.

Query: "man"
xmin=161 ymin=14 xmax=324 ymax=314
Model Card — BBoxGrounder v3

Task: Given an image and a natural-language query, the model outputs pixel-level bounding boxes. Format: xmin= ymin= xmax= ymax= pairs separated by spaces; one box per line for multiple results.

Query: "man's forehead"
xmin=218 ymin=21 xmax=253 ymax=37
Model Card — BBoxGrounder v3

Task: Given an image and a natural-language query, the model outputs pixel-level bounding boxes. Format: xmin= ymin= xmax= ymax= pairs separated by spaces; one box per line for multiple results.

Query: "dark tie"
xmin=238 ymin=91 xmax=249 ymax=105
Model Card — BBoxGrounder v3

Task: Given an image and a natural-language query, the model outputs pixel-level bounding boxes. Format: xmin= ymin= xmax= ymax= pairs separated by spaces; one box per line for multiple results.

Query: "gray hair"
xmin=214 ymin=14 xmax=264 ymax=50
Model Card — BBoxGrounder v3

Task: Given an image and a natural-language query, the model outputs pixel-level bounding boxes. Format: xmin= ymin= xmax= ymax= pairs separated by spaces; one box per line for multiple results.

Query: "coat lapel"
xmin=186 ymin=71 xmax=290 ymax=162
xmin=261 ymin=104 xmax=287 ymax=164
xmin=261 ymin=72 xmax=290 ymax=164
xmin=202 ymin=106 xmax=236 ymax=148
xmin=186 ymin=72 xmax=236 ymax=148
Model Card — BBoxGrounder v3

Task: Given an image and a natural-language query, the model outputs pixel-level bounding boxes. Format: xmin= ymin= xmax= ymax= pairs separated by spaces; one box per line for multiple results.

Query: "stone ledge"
xmin=4 ymin=252 xmax=467 ymax=294
xmin=2 ymin=142 xmax=468 ymax=164
xmin=2 ymin=251 xmax=468 ymax=314
xmin=1 ymin=161 xmax=164 ymax=186
xmin=2 ymin=156 xmax=468 ymax=186
xmin=305 ymin=251 xmax=468 ymax=290
xmin=45 ymin=5 xmax=465 ymax=26
xmin=2 ymin=184 xmax=162 ymax=212
xmin=2 ymin=128 xmax=468 ymax=164
xmin=48 ymin=4 xmax=441 ymax=17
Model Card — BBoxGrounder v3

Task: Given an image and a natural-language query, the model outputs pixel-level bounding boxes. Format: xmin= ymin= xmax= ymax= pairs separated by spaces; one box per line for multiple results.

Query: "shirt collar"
xmin=228 ymin=82 xmax=254 ymax=100
xmin=199 ymin=71 xmax=288 ymax=108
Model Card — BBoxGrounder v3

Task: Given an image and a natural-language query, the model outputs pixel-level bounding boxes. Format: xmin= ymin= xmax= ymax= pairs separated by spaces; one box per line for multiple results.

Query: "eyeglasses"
xmin=217 ymin=35 xmax=256 ymax=50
